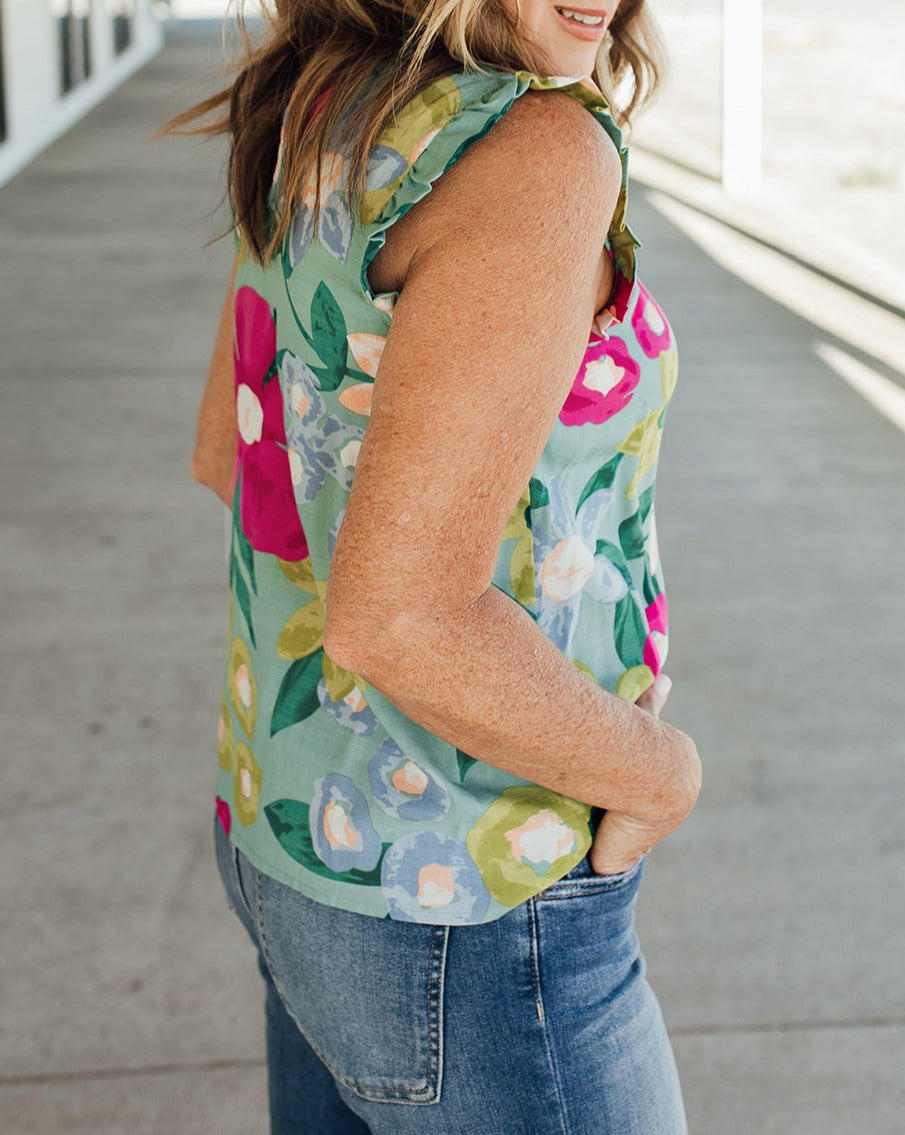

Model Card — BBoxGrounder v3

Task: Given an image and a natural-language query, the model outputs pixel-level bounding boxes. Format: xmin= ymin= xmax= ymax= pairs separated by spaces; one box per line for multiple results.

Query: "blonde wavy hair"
xmin=166 ymin=0 xmax=664 ymax=262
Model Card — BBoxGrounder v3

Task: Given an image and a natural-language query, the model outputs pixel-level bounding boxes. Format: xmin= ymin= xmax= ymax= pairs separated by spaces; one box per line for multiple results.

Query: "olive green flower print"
xmin=217 ymin=698 xmax=234 ymax=772
xmin=466 ymin=787 xmax=592 ymax=906
xmin=233 ymin=742 xmax=262 ymax=826
xmin=227 ymin=637 xmax=257 ymax=740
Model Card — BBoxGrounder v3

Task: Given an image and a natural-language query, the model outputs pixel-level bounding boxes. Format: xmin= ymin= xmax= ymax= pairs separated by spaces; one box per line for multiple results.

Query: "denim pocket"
xmin=536 ymin=852 xmax=646 ymax=900
xmin=255 ymin=870 xmax=448 ymax=1104
xmin=212 ymin=811 xmax=259 ymax=943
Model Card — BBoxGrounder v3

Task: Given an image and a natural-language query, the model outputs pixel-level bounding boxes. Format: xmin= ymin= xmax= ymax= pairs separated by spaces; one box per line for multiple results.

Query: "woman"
xmin=178 ymin=1 xmax=702 ymax=1131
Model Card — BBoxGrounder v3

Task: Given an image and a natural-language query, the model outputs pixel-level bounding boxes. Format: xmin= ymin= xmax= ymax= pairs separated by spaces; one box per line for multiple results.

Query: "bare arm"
xmin=325 ymin=93 xmax=700 ymax=827
xmin=190 ymin=256 xmax=238 ymax=506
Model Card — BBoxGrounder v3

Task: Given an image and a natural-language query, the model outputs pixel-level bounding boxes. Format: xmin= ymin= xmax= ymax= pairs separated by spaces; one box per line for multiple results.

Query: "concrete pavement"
xmin=2 ymin=20 xmax=903 ymax=1134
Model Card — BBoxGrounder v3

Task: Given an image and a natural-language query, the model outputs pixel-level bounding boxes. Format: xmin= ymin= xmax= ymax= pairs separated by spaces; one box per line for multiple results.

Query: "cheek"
xmin=514 ymin=0 xmax=546 ymax=27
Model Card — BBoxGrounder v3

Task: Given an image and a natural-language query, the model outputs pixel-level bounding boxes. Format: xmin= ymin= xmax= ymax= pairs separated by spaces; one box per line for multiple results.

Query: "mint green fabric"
xmin=215 ymin=65 xmax=678 ymax=924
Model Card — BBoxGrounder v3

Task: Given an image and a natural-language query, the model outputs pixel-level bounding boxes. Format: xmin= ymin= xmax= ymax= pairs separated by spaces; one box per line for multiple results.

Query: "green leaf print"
xmin=262 ymin=347 xmax=289 ymax=388
xmin=233 ymin=513 xmax=257 ymax=595
xmin=613 ymin=595 xmax=648 ymax=669
xmin=279 ymin=555 xmax=318 ymax=594
xmin=229 ymin=551 xmax=257 ymax=650
xmin=264 ymin=799 xmax=388 ymax=886
xmin=456 ymin=749 xmax=479 ymax=783
xmin=271 ymin=649 xmax=325 ymax=736
xmin=276 ymin=599 xmax=325 ymax=660
xmin=322 ymin=653 xmax=358 ymax=702
xmin=618 ymin=509 xmax=645 ymax=561
xmin=229 ymin=472 xmax=258 ymax=646
xmin=594 ymin=539 xmax=634 ymax=590
xmin=571 ymin=658 xmax=599 ymax=684
xmin=529 ymin=477 xmax=549 ymax=514
xmin=502 ymin=488 xmax=531 ymax=541
xmin=576 ymin=454 xmax=623 ymax=515
xmin=638 ymin=484 xmax=655 ymax=526
xmin=510 ymin=535 xmax=536 ymax=607
xmin=643 ymin=560 xmax=660 ymax=608
xmin=309 ymin=282 xmax=348 ymax=391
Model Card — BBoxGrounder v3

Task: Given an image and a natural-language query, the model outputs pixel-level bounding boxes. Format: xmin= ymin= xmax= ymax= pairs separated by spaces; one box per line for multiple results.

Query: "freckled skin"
xmin=325 ymin=94 xmax=699 ymax=827
xmin=194 ymin=7 xmax=701 ymax=862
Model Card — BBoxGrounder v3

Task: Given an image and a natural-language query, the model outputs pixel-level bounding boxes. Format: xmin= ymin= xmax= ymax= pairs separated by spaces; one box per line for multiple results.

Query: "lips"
xmin=553 ymin=6 xmax=609 ymax=40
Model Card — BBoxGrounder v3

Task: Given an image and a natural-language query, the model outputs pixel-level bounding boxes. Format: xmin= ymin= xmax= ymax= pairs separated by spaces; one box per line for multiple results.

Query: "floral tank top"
xmin=214 ymin=64 xmax=678 ymax=925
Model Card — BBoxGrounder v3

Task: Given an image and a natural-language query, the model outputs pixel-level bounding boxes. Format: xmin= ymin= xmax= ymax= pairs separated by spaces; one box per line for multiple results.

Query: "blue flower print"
xmin=289 ymin=207 xmax=315 ymax=268
xmin=287 ymin=149 xmax=354 ymax=267
xmin=280 ymin=353 xmax=364 ymax=504
xmin=368 ymin=738 xmax=451 ymax=821
xmin=316 ymin=677 xmax=379 ymax=736
xmin=365 ymin=145 xmax=409 ymax=191
xmin=318 ymin=197 xmax=353 ymax=263
xmin=381 ymin=832 xmax=490 ymax=924
xmin=310 ymin=773 xmax=382 ymax=873
xmin=531 ymin=476 xmax=629 ymax=653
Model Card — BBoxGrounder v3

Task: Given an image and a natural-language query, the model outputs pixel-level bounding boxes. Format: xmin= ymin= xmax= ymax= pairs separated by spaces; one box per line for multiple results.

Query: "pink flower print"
xmin=631 ymin=283 xmax=671 ymax=358
xmin=305 ymin=84 xmax=334 ymax=129
xmin=643 ymin=632 xmax=662 ymax=677
xmin=234 ymin=287 xmax=309 ymax=561
xmin=215 ymin=796 xmax=232 ymax=837
xmin=559 ymin=336 xmax=641 ymax=427
xmin=645 ymin=592 xmax=668 ymax=635
xmin=604 ymin=264 xmax=634 ymax=326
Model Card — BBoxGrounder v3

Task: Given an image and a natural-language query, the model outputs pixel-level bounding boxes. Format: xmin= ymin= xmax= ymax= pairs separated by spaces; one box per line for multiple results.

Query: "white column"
xmin=721 ymin=0 xmax=763 ymax=195
xmin=92 ymin=0 xmax=116 ymax=77
xmin=0 ymin=0 xmax=163 ymax=187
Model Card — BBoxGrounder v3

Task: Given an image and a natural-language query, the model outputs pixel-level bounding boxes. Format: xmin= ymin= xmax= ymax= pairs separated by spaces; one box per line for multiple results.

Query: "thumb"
xmin=635 ymin=673 xmax=672 ymax=719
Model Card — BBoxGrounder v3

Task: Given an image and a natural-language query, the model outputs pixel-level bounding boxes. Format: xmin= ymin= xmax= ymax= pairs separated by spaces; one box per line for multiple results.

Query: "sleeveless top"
xmin=214 ymin=63 xmax=678 ymax=925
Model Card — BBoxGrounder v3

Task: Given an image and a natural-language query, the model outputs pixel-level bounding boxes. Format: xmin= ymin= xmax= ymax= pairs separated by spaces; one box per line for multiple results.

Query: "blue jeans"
xmin=213 ymin=812 xmax=687 ymax=1134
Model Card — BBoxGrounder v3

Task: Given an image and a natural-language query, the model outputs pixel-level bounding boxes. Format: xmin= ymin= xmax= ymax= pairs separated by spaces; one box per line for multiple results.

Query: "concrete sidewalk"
xmin=2 ymin=21 xmax=903 ymax=1135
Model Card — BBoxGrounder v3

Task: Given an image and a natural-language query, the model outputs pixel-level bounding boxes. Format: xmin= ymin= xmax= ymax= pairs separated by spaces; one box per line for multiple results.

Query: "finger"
xmin=589 ymin=810 xmax=658 ymax=875
xmin=635 ymin=672 xmax=672 ymax=719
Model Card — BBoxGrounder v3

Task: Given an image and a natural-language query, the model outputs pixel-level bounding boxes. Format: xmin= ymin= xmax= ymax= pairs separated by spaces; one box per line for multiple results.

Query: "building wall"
xmin=0 ymin=0 xmax=163 ymax=187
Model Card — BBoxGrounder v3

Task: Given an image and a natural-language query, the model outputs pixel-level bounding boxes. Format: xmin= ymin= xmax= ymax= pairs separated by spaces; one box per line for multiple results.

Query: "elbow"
xmin=322 ymin=615 xmax=366 ymax=678
xmin=323 ymin=600 xmax=389 ymax=680
xmin=323 ymin=597 xmax=427 ymax=686
xmin=656 ymin=729 xmax=703 ymax=823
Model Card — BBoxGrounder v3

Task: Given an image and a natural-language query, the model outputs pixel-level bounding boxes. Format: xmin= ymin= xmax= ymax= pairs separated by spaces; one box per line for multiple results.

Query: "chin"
xmin=555 ymin=51 xmax=598 ymax=76
xmin=547 ymin=30 xmax=599 ymax=74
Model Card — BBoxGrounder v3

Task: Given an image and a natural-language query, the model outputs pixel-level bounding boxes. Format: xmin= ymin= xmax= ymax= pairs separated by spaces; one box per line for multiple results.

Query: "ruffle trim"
xmin=359 ymin=65 xmax=641 ymax=327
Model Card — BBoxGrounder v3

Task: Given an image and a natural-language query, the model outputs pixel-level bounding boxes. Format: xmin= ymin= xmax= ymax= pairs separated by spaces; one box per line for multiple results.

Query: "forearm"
xmin=327 ymin=585 xmax=699 ymax=820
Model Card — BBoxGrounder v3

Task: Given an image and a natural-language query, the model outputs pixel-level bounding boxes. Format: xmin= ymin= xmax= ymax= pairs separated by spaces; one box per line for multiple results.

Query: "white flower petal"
xmin=236 ymin=385 xmax=264 ymax=445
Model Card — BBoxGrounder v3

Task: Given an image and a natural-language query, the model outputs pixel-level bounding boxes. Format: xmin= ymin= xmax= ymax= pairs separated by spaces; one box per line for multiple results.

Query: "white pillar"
xmin=0 ymin=1 xmax=163 ymax=188
xmin=721 ymin=0 xmax=763 ymax=195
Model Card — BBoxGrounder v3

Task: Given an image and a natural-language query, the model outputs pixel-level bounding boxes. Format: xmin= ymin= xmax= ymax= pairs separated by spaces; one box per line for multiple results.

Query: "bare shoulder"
xmin=493 ymin=88 xmax=621 ymax=169
xmin=370 ymin=89 xmax=622 ymax=293
xmin=423 ymin=88 xmax=618 ymax=239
